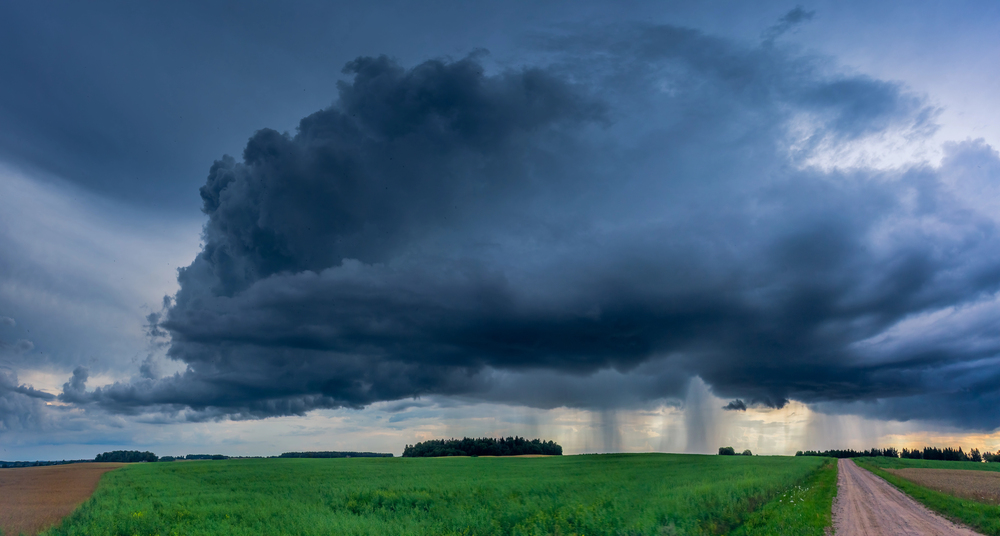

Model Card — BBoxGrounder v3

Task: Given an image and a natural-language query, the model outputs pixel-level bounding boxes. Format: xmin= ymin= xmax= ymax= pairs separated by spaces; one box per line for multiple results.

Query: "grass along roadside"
xmin=40 ymin=454 xmax=826 ymax=536
xmin=728 ymin=458 xmax=837 ymax=536
xmin=855 ymin=458 xmax=1000 ymax=536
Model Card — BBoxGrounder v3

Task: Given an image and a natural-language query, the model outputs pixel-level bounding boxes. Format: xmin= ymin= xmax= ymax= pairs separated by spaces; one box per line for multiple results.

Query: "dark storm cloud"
xmin=0 ymin=317 xmax=35 ymax=377
xmin=67 ymin=24 xmax=1000 ymax=429
xmin=0 ymin=0 xmax=747 ymax=211
xmin=762 ymin=6 xmax=816 ymax=43
xmin=722 ymin=400 xmax=747 ymax=411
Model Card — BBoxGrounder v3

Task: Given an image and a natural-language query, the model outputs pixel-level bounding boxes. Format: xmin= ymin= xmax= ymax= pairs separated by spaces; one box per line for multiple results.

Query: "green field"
xmin=860 ymin=456 xmax=1000 ymax=472
xmin=729 ymin=458 xmax=837 ymax=536
xmin=40 ymin=454 xmax=830 ymax=536
xmin=856 ymin=457 xmax=1000 ymax=535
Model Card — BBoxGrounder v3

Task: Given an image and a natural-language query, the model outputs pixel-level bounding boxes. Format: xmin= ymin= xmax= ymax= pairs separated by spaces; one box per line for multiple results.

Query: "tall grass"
xmin=728 ymin=458 xmax=837 ymax=536
xmin=42 ymin=454 xmax=824 ymax=536
xmin=856 ymin=458 xmax=1000 ymax=535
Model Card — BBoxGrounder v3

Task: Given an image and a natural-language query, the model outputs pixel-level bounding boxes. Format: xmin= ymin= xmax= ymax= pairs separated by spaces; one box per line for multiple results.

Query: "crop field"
xmin=886 ymin=468 xmax=1000 ymax=504
xmin=0 ymin=463 xmax=123 ymax=536
xmin=36 ymin=454 xmax=828 ymax=536
xmin=864 ymin=456 xmax=1000 ymax=472
xmin=857 ymin=457 xmax=1000 ymax=535
xmin=861 ymin=456 xmax=1000 ymax=504
xmin=729 ymin=458 xmax=836 ymax=536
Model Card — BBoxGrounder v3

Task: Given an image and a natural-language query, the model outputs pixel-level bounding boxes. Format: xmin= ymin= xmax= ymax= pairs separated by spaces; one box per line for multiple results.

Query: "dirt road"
xmin=833 ymin=458 xmax=983 ymax=536
xmin=0 ymin=463 xmax=122 ymax=535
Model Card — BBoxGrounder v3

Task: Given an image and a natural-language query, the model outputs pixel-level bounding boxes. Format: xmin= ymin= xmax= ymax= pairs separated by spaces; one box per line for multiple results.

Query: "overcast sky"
xmin=3 ymin=0 xmax=1000 ymax=460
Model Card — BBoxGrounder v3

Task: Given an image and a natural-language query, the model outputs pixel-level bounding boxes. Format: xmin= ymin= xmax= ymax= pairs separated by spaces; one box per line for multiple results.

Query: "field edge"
xmin=727 ymin=457 xmax=837 ymax=536
xmin=855 ymin=459 xmax=1000 ymax=536
xmin=40 ymin=454 xmax=829 ymax=536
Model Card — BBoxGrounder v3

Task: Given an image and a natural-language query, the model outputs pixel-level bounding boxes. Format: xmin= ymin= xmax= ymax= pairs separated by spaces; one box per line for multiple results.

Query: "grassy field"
xmin=856 ymin=457 xmax=1000 ymax=536
xmin=861 ymin=456 xmax=1000 ymax=472
xmin=38 ymin=454 xmax=828 ymax=536
xmin=728 ymin=458 xmax=837 ymax=536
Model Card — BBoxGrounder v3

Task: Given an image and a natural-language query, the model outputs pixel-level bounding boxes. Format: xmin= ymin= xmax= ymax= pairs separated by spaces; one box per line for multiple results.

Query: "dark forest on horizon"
xmin=13 ymin=443 xmax=1000 ymax=467
xmin=796 ymin=446 xmax=1000 ymax=462
xmin=403 ymin=437 xmax=563 ymax=457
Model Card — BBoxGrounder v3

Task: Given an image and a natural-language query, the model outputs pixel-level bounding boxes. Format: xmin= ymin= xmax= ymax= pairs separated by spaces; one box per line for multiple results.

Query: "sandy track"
xmin=833 ymin=459 xmax=983 ymax=536
xmin=0 ymin=463 xmax=122 ymax=535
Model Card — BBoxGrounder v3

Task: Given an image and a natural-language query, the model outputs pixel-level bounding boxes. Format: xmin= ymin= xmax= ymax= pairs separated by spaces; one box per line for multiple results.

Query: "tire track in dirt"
xmin=833 ymin=458 xmax=983 ymax=536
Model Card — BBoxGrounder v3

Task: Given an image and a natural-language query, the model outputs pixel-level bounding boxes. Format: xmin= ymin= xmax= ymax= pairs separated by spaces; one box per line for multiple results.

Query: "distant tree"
xmin=741 ymin=449 xmax=752 ymax=456
xmin=718 ymin=447 xmax=736 ymax=456
xmin=185 ymin=454 xmax=229 ymax=460
xmin=970 ymin=448 xmax=982 ymax=462
xmin=95 ymin=450 xmax=157 ymax=463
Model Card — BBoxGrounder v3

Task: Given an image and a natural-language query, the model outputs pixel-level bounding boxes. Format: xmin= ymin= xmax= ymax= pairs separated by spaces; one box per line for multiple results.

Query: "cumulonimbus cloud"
xmin=66 ymin=24 xmax=1000 ymax=429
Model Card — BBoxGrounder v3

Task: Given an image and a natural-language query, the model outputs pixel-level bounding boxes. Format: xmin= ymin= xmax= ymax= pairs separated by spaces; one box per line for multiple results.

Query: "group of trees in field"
xmin=902 ymin=447 xmax=987 ymax=462
xmin=718 ymin=447 xmax=752 ymax=456
xmin=796 ymin=446 xmax=1000 ymax=462
xmin=279 ymin=451 xmax=393 ymax=458
xmin=402 ymin=437 xmax=563 ymax=457
xmin=95 ymin=450 xmax=158 ymax=462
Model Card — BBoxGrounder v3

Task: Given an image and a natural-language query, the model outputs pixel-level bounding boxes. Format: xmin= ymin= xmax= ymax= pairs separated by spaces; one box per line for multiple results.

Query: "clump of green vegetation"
xmin=856 ymin=458 xmax=1000 ymax=535
xmin=43 ymin=453 xmax=824 ymax=536
xmin=728 ymin=458 xmax=837 ymax=536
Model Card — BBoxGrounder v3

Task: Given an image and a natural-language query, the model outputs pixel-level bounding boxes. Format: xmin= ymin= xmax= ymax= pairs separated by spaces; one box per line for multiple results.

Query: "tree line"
xmin=402 ymin=437 xmax=563 ymax=457
xmin=796 ymin=446 xmax=1000 ymax=462
xmin=278 ymin=451 xmax=393 ymax=458
xmin=6 ymin=450 xmax=399 ymax=467
xmin=95 ymin=450 xmax=158 ymax=462
xmin=0 ymin=459 xmax=93 ymax=468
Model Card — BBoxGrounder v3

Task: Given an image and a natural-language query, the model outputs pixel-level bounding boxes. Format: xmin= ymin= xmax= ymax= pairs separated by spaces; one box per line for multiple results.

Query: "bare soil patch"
xmin=0 ymin=463 xmax=123 ymax=535
xmin=887 ymin=468 xmax=1000 ymax=505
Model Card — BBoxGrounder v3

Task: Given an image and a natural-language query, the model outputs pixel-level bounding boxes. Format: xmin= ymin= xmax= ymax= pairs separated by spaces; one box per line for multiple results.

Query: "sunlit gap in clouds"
xmin=0 ymin=164 xmax=198 ymax=419
xmin=41 ymin=377 xmax=998 ymax=459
